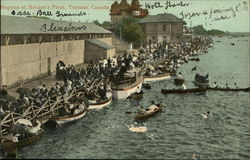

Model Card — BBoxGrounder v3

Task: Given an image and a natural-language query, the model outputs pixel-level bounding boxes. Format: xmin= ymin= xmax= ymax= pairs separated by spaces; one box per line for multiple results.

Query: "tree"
xmin=192 ymin=25 xmax=225 ymax=35
xmin=115 ymin=17 xmax=145 ymax=47
xmin=102 ymin=21 xmax=112 ymax=28
xmin=93 ymin=20 xmax=101 ymax=26
xmin=122 ymin=23 xmax=145 ymax=44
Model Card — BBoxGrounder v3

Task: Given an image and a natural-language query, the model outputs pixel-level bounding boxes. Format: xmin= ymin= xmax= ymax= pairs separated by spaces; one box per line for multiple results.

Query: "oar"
xmin=125 ymin=111 xmax=133 ymax=114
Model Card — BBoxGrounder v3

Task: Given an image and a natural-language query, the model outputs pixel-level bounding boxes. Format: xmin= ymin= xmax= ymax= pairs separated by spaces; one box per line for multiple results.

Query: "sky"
xmin=1 ymin=0 xmax=249 ymax=32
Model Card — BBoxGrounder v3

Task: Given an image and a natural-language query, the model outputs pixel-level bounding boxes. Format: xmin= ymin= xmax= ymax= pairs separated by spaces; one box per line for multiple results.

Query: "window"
xmin=163 ymin=24 xmax=166 ymax=31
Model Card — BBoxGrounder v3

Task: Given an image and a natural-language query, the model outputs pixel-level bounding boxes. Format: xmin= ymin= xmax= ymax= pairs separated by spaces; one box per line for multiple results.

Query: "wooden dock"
xmin=0 ymin=89 xmax=82 ymax=135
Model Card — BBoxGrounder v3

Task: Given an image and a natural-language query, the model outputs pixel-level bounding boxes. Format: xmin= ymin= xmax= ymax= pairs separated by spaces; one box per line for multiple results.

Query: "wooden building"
xmin=0 ymin=15 xmax=114 ymax=88
xmin=139 ymin=13 xmax=187 ymax=43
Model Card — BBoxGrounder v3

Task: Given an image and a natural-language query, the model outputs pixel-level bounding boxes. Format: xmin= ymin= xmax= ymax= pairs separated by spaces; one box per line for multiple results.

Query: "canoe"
xmin=50 ymin=108 xmax=88 ymax=125
xmin=144 ymin=73 xmax=171 ymax=82
xmin=88 ymin=98 xmax=112 ymax=110
xmin=189 ymin=57 xmax=200 ymax=61
xmin=134 ymin=104 xmax=162 ymax=120
xmin=161 ymin=88 xmax=207 ymax=94
xmin=1 ymin=129 xmax=44 ymax=148
xmin=130 ymin=91 xmax=143 ymax=100
xmin=174 ymin=78 xmax=185 ymax=85
xmin=208 ymin=87 xmax=250 ymax=92
xmin=193 ymin=81 xmax=209 ymax=87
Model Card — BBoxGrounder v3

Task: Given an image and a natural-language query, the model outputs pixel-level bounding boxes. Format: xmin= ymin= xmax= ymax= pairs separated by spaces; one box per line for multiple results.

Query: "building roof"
xmin=139 ymin=13 xmax=186 ymax=24
xmin=86 ymin=39 xmax=114 ymax=49
xmin=1 ymin=15 xmax=111 ymax=35
xmin=110 ymin=0 xmax=148 ymax=17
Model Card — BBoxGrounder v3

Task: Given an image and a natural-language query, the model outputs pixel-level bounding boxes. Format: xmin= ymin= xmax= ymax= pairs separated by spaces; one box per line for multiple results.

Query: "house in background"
xmin=139 ymin=13 xmax=187 ymax=43
xmin=110 ymin=0 xmax=148 ymax=25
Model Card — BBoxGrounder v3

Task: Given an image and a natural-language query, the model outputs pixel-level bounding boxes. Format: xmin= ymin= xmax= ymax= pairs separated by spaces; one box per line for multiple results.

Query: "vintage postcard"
xmin=0 ymin=0 xmax=249 ymax=159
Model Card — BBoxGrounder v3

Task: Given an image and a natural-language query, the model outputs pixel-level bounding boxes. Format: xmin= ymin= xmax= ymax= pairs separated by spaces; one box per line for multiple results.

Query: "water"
xmin=21 ymin=37 xmax=250 ymax=159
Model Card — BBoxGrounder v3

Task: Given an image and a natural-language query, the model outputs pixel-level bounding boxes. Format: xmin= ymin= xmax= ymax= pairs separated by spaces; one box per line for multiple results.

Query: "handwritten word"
xmin=55 ymin=11 xmax=86 ymax=17
xmin=144 ymin=1 xmax=191 ymax=10
xmin=40 ymin=22 xmax=86 ymax=32
xmin=180 ymin=1 xmax=248 ymax=24
xmin=165 ymin=1 xmax=191 ymax=10
xmin=144 ymin=2 xmax=163 ymax=9
xmin=11 ymin=10 xmax=87 ymax=17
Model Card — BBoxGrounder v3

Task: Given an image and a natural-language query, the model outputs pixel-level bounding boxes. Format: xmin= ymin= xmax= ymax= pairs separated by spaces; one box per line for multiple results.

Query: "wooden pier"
xmin=0 ymin=89 xmax=82 ymax=135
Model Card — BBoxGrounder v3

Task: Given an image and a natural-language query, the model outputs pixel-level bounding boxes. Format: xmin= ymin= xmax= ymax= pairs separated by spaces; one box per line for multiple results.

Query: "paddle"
xmin=125 ymin=111 xmax=133 ymax=114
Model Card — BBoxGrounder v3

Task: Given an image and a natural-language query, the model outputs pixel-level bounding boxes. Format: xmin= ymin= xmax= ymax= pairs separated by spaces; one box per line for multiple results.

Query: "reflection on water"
xmin=21 ymin=37 xmax=250 ymax=159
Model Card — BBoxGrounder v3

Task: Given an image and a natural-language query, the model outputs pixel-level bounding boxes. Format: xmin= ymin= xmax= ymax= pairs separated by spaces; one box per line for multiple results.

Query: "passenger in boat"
xmin=213 ymin=82 xmax=218 ymax=88
xmin=178 ymin=72 xmax=182 ymax=78
xmin=191 ymin=66 xmax=197 ymax=71
xmin=181 ymin=84 xmax=187 ymax=90
xmin=234 ymin=82 xmax=238 ymax=88
xmin=225 ymin=83 xmax=229 ymax=89
xmin=136 ymin=86 xmax=141 ymax=94
xmin=202 ymin=111 xmax=210 ymax=119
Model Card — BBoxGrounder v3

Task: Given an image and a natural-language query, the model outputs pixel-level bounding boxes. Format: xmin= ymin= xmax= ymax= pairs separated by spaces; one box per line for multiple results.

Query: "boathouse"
xmin=139 ymin=13 xmax=187 ymax=43
xmin=0 ymin=15 xmax=114 ymax=88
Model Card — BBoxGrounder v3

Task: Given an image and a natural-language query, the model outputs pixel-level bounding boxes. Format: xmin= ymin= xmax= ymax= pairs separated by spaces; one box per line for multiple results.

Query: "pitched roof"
xmin=1 ymin=15 xmax=111 ymax=35
xmin=86 ymin=39 xmax=114 ymax=49
xmin=139 ymin=13 xmax=186 ymax=24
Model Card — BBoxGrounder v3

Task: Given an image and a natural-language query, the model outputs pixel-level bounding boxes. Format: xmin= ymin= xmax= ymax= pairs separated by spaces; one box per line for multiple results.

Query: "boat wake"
xmin=129 ymin=126 xmax=147 ymax=133
xmin=128 ymin=122 xmax=147 ymax=133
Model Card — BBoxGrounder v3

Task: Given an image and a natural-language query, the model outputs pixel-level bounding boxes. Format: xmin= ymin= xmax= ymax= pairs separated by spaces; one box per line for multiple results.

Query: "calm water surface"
xmin=21 ymin=37 xmax=250 ymax=159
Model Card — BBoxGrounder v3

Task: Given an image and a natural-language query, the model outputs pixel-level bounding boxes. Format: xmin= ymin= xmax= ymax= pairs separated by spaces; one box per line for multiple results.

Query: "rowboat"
xmin=88 ymin=98 xmax=112 ymax=110
xmin=207 ymin=87 xmax=250 ymax=92
xmin=194 ymin=74 xmax=209 ymax=87
xmin=161 ymin=88 xmax=207 ymax=94
xmin=130 ymin=91 xmax=143 ymax=100
xmin=144 ymin=73 xmax=171 ymax=82
xmin=193 ymin=81 xmax=209 ymax=87
xmin=142 ymin=83 xmax=151 ymax=89
xmin=112 ymin=68 xmax=143 ymax=100
xmin=134 ymin=104 xmax=162 ymax=120
xmin=49 ymin=107 xmax=88 ymax=125
xmin=189 ymin=57 xmax=200 ymax=61
xmin=1 ymin=129 xmax=44 ymax=148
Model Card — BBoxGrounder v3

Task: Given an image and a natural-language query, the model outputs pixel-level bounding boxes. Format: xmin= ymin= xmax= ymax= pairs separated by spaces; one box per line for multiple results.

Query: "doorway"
xmin=47 ymin=57 xmax=51 ymax=75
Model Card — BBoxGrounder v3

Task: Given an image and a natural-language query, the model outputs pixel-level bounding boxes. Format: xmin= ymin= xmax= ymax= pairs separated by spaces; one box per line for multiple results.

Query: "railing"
xmin=0 ymin=89 xmax=80 ymax=135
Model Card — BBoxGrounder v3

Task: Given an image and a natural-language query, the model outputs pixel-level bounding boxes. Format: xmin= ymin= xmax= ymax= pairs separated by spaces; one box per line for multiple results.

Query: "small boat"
xmin=142 ymin=83 xmax=151 ymax=89
xmin=193 ymin=81 xmax=209 ymax=87
xmin=144 ymin=73 xmax=171 ymax=82
xmin=88 ymin=97 xmax=112 ymax=110
xmin=174 ymin=77 xmax=185 ymax=85
xmin=189 ymin=57 xmax=200 ymax=61
xmin=49 ymin=104 xmax=88 ymax=125
xmin=134 ymin=104 xmax=162 ymax=120
xmin=207 ymin=87 xmax=250 ymax=92
xmin=194 ymin=74 xmax=209 ymax=87
xmin=130 ymin=91 xmax=143 ymax=100
xmin=161 ymin=88 xmax=207 ymax=94
xmin=112 ymin=68 xmax=143 ymax=99
xmin=1 ymin=129 xmax=44 ymax=148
